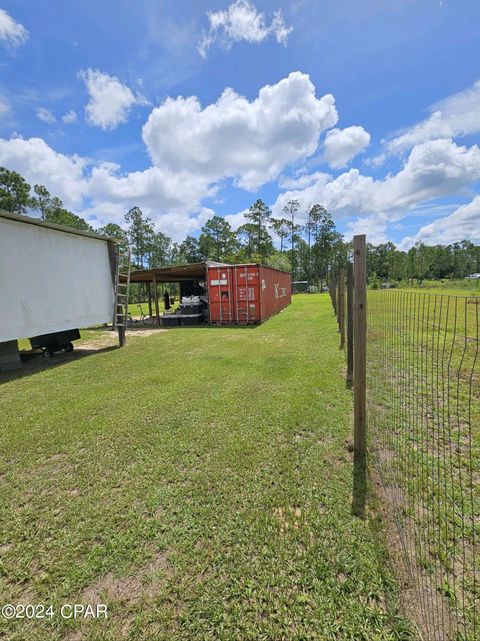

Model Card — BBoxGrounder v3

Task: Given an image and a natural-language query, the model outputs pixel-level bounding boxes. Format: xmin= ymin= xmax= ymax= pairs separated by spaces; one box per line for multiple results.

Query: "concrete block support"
xmin=0 ymin=340 xmax=22 ymax=371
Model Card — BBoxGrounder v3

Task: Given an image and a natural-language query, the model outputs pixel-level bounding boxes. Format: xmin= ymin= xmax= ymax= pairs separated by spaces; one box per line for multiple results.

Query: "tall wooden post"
xmin=338 ymin=268 xmax=345 ymax=349
xmin=147 ymin=282 xmax=152 ymax=317
xmin=153 ymin=272 xmax=160 ymax=325
xmin=118 ymin=325 xmax=126 ymax=347
xmin=353 ymin=235 xmax=366 ymax=456
xmin=346 ymin=261 xmax=354 ymax=388
xmin=332 ymin=276 xmax=337 ymax=316
xmin=352 ymin=234 xmax=367 ymax=517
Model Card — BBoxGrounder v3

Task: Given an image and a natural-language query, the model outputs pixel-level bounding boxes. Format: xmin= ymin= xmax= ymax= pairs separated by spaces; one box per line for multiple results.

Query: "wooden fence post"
xmin=352 ymin=234 xmax=367 ymax=517
xmin=353 ymin=235 xmax=366 ymax=457
xmin=346 ymin=261 xmax=354 ymax=388
xmin=338 ymin=269 xmax=345 ymax=349
xmin=332 ymin=276 xmax=337 ymax=316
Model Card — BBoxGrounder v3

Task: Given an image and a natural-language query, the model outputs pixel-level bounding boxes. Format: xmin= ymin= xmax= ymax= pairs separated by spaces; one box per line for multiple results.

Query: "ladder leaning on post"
xmin=113 ymin=243 xmax=131 ymax=347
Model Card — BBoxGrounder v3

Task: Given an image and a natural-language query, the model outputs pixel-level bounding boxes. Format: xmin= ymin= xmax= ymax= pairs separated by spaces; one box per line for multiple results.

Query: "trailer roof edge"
xmin=0 ymin=209 xmax=123 ymax=243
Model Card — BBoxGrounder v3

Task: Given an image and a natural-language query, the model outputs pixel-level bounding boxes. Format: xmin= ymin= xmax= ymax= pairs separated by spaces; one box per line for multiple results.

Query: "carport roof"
xmin=129 ymin=261 xmax=212 ymax=283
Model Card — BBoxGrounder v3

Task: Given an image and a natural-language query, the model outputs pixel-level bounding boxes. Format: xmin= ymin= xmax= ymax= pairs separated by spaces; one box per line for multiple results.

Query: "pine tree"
xmin=0 ymin=167 xmax=31 ymax=215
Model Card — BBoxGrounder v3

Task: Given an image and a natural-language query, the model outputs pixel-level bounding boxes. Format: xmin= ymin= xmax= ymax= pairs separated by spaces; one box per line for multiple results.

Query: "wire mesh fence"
xmin=366 ymin=290 xmax=479 ymax=641
xmin=332 ymin=244 xmax=479 ymax=640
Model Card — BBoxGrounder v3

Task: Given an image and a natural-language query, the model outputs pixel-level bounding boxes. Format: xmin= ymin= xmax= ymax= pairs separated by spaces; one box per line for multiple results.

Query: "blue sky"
xmin=0 ymin=0 xmax=479 ymax=247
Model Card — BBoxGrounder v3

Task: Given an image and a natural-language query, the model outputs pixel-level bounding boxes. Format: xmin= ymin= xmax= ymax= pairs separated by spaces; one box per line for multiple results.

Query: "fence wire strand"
xmin=366 ymin=289 xmax=479 ymax=641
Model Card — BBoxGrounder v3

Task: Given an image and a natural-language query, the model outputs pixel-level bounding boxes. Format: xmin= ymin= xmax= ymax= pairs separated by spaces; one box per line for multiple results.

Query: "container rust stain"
xmin=207 ymin=264 xmax=291 ymax=325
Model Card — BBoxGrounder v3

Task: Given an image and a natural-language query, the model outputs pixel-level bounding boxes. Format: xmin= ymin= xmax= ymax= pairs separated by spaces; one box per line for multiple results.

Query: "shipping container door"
xmin=208 ymin=267 xmax=235 ymax=324
xmin=234 ymin=265 xmax=260 ymax=323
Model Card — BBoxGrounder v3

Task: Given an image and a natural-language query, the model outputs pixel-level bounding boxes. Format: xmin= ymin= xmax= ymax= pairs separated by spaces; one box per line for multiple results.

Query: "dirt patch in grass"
xmin=0 ymin=327 xmax=169 ymax=384
xmin=62 ymin=551 xmax=172 ymax=641
xmin=82 ymin=552 xmax=170 ymax=603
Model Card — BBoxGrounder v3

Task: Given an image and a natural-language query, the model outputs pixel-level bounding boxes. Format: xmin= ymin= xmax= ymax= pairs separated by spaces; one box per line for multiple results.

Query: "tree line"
xmin=1 ymin=165 xmax=478 ymax=286
xmin=367 ymin=240 xmax=480 ymax=284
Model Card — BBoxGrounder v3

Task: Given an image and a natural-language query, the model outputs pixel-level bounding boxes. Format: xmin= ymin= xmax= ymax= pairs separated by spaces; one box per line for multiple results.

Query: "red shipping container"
xmin=207 ymin=264 xmax=291 ymax=325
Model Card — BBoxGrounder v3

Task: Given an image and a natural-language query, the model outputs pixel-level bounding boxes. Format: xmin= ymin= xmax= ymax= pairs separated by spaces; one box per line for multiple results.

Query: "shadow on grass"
xmin=0 ymin=345 xmax=118 ymax=385
xmin=352 ymin=451 xmax=367 ymax=518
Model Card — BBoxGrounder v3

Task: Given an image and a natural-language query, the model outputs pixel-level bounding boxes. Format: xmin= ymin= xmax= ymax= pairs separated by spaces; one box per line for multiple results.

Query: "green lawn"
xmin=0 ymin=295 xmax=414 ymax=641
xmin=396 ymin=278 xmax=480 ymax=297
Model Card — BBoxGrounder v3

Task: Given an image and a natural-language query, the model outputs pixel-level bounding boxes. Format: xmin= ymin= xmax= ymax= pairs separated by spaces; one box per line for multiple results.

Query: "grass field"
xmin=0 ymin=295 xmax=414 ymax=641
xmin=396 ymin=279 xmax=480 ymax=297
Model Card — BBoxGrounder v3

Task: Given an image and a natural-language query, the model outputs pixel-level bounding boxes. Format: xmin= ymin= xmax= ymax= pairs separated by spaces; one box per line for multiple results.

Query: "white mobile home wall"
xmin=0 ymin=215 xmax=115 ymax=343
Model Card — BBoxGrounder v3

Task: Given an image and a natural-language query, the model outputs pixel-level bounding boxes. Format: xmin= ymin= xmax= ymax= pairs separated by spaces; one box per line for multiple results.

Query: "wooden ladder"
xmin=113 ymin=243 xmax=131 ymax=331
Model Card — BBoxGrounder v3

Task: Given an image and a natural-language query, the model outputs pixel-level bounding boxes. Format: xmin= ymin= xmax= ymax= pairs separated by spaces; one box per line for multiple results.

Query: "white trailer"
xmin=0 ymin=210 xmax=120 ymax=370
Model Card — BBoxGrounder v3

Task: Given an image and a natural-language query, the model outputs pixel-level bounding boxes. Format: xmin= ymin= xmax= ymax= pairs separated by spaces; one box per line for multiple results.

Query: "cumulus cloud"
xmin=0 ymin=136 xmax=87 ymax=209
xmin=278 ymin=170 xmax=332 ymax=190
xmin=399 ymin=196 xmax=480 ymax=248
xmin=272 ymin=139 xmax=480 ymax=226
xmin=345 ymin=213 xmax=391 ymax=246
xmin=36 ymin=108 xmax=55 ymax=124
xmin=324 ymin=125 xmax=371 ymax=169
xmin=379 ymin=79 xmax=480 ymax=160
xmin=62 ymin=110 xmax=77 ymax=124
xmin=88 ymin=163 xmax=214 ymax=214
xmin=0 ymin=8 xmax=28 ymax=48
xmin=81 ymin=202 xmax=214 ymax=241
xmin=375 ymin=138 xmax=480 ymax=210
xmin=143 ymin=71 xmax=338 ymax=190
xmin=198 ymin=0 xmax=292 ymax=58
xmin=224 ymin=209 xmax=248 ymax=230
xmin=0 ymin=136 xmax=215 ymax=240
xmin=79 ymin=69 xmax=149 ymax=130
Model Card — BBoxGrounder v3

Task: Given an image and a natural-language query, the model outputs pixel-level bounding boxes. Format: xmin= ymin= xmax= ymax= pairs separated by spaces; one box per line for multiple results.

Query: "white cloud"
xmin=0 ymin=8 xmax=28 ymax=48
xmin=198 ymin=0 xmax=292 ymax=58
xmin=0 ymin=74 xmax=339 ymax=234
xmin=278 ymin=170 xmax=332 ymax=190
xmin=0 ymin=135 xmax=216 ymax=240
xmin=0 ymin=136 xmax=87 ymax=208
xmin=62 ymin=110 xmax=77 ymax=124
xmin=143 ymin=71 xmax=338 ymax=190
xmin=380 ymin=79 xmax=480 ymax=159
xmin=78 ymin=69 xmax=149 ymax=130
xmin=324 ymin=125 xmax=371 ymax=168
xmin=224 ymin=209 xmax=248 ymax=230
xmin=0 ymin=95 xmax=10 ymax=117
xmin=345 ymin=213 xmax=390 ymax=246
xmin=375 ymin=138 xmax=480 ymax=210
xmin=81 ymin=202 xmax=213 ymax=241
xmin=399 ymin=196 xmax=480 ymax=248
xmin=88 ymin=163 xmax=214 ymax=214
xmin=272 ymin=139 xmax=480 ymax=230
xmin=36 ymin=108 xmax=56 ymax=124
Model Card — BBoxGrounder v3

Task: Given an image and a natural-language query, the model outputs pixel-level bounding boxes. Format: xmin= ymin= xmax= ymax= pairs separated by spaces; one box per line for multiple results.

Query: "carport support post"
xmin=147 ymin=283 xmax=152 ymax=317
xmin=153 ymin=272 xmax=160 ymax=325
